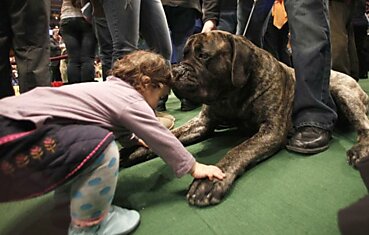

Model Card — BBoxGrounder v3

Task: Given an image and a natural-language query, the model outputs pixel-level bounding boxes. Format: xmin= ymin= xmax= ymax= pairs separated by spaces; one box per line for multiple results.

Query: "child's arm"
xmin=120 ymin=103 xmax=224 ymax=178
xmin=189 ymin=162 xmax=226 ymax=180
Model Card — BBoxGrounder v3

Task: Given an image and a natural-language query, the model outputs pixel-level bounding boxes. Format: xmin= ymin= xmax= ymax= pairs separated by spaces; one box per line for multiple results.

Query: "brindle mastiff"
xmin=123 ymin=30 xmax=369 ymax=207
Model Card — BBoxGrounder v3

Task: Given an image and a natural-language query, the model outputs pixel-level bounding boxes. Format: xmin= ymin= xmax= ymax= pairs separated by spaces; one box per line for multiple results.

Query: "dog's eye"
xmin=198 ymin=52 xmax=210 ymax=60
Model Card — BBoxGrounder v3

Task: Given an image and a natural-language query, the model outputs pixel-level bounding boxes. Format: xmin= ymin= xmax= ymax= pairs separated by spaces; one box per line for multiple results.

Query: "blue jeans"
xmin=236 ymin=0 xmax=274 ymax=47
xmin=237 ymin=0 xmax=337 ymax=130
xmin=60 ymin=17 xmax=97 ymax=83
xmin=164 ymin=6 xmax=198 ymax=63
xmin=101 ymin=0 xmax=172 ymax=63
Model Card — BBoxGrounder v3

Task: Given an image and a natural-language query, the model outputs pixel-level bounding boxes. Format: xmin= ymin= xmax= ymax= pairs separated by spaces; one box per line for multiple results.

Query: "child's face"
xmin=141 ymin=82 xmax=170 ymax=110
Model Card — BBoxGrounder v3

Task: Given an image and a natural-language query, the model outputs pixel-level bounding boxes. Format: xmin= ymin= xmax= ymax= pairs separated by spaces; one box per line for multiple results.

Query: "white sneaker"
xmin=68 ymin=205 xmax=140 ymax=235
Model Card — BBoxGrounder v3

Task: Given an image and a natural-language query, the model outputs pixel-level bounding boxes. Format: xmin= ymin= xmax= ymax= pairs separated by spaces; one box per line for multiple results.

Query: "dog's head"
xmin=172 ymin=30 xmax=256 ymax=105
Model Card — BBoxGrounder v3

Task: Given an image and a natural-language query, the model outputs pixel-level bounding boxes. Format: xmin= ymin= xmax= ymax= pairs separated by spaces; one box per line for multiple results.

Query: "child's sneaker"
xmin=68 ymin=205 xmax=140 ymax=235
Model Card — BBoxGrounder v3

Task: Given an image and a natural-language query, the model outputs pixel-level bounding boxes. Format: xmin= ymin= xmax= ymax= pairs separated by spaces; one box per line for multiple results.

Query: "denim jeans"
xmin=0 ymin=0 xmax=50 ymax=97
xmin=237 ymin=0 xmax=337 ymax=130
xmin=164 ymin=6 xmax=198 ymax=63
xmin=101 ymin=0 xmax=172 ymax=63
xmin=60 ymin=17 xmax=97 ymax=84
xmin=286 ymin=0 xmax=337 ymax=130
xmin=93 ymin=17 xmax=113 ymax=80
xmin=236 ymin=0 xmax=274 ymax=47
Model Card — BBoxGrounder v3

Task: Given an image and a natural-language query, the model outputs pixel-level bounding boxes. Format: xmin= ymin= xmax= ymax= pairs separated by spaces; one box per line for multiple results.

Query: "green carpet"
xmin=1 ymin=79 xmax=369 ymax=235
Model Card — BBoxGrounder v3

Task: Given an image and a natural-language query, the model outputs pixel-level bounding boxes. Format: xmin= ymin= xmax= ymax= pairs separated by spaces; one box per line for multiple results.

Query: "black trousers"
xmin=0 ymin=0 xmax=51 ymax=98
xmin=329 ymin=0 xmax=359 ymax=80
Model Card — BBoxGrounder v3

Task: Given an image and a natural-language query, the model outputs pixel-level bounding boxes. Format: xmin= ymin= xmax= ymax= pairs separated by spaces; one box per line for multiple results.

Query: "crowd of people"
xmin=0 ymin=0 xmax=369 ymax=234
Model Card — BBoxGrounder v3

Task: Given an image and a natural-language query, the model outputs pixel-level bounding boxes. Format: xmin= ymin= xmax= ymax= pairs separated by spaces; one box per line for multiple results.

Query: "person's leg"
xmin=347 ymin=7 xmax=359 ymax=80
xmin=263 ymin=17 xmax=291 ymax=66
xmin=79 ymin=19 xmax=96 ymax=83
xmin=164 ymin=6 xmax=202 ymax=112
xmin=50 ymin=63 xmax=62 ymax=82
xmin=60 ymin=18 xmax=82 ymax=84
xmin=93 ymin=16 xmax=113 ymax=80
xmin=165 ymin=6 xmax=197 ymax=63
xmin=236 ymin=0 xmax=274 ymax=47
xmin=329 ymin=0 xmax=358 ymax=79
xmin=0 ymin=2 xmax=15 ymax=99
xmin=140 ymin=0 xmax=172 ymax=61
xmin=285 ymin=0 xmax=337 ymax=154
xmin=11 ymin=0 xmax=50 ymax=93
xmin=68 ymin=141 xmax=140 ymax=234
xmin=354 ymin=22 xmax=369 ymax=78
xmin=140 ymin=0 xmax=172 ymax=112
xmin=101 ymin=0 xmax=140 ymax=63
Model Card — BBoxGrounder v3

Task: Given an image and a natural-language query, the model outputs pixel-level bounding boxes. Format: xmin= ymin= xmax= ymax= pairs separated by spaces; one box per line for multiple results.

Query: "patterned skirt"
xmin=0 ymin=116 xmax=115 ymax=202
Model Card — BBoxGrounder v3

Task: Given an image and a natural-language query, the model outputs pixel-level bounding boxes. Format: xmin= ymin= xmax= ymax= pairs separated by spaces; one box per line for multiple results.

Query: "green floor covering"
xmin=1 ymin=79 xmax=369 ymax=235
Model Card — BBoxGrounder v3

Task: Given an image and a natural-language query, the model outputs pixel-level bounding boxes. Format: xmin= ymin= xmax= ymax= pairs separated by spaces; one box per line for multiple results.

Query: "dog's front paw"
xmin=186 ymin=176 xmax=233 ymax=207
xmin=347 ymin=143 xmax=369 ymax=168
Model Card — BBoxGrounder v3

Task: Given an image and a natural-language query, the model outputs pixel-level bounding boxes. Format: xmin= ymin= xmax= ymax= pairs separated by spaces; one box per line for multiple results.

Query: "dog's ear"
xmin=228 ymin=34 xmax=253 ymax=88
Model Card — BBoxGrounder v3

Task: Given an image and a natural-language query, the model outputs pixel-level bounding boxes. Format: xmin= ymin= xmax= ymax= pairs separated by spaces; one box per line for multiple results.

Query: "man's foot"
xmin=180 ymin=99 xmax=200 ymax=111
xmin=68 ymin=205 xmax=140 ymax=235
xmin=286 ymin=126 xmax=331 ymax=154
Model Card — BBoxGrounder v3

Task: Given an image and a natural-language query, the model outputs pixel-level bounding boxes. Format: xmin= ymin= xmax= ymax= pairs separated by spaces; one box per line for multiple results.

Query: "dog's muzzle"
xmin=172 ymin=64 xmax=198 ymax=85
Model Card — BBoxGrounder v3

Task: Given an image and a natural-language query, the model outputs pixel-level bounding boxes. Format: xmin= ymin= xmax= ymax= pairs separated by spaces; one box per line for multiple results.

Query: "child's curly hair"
xmin=110 ymin=50 xmax=172 ymax=90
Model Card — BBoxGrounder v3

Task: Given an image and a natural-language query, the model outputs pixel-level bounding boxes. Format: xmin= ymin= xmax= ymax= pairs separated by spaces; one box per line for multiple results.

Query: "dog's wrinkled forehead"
xmin=185 ymin=31 xmax=229 ymax=54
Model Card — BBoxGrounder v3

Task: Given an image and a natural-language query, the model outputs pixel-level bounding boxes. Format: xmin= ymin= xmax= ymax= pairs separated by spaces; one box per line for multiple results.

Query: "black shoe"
xmin=359 ymin=73 xmax=368 ymax=79
xmin=155 ymin=100 xmax=166 ymax=112
xmin=180 ymin=99 xmax=200 ymax=111
xmin=286 ymin=126 xmax=331 ymax=154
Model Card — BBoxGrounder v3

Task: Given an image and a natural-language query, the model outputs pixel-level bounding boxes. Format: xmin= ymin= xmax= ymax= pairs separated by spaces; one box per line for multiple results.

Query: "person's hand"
xmin=201 ymin=20 xmax=217 ymax=33
xmin=190 ymin=162 xmax=226 ymax=180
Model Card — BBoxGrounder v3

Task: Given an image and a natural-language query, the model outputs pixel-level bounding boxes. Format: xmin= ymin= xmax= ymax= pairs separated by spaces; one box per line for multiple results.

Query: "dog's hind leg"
xmin=330 ymin=71 xmax=369 ymax=167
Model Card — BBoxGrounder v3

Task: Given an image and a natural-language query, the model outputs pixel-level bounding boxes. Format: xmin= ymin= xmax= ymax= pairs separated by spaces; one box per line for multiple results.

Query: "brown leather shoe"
xmin=286 ymin=126 xmax=331 ymax=154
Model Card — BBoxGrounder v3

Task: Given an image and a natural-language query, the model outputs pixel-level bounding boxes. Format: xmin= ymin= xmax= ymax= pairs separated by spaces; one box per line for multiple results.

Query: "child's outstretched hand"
xmin=190 ymin=162 xmax=226 ymax=180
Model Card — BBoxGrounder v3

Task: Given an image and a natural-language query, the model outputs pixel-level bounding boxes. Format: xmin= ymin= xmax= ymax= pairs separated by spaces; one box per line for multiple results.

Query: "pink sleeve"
xmin=117 ymin=101 xmax=196 ymax=177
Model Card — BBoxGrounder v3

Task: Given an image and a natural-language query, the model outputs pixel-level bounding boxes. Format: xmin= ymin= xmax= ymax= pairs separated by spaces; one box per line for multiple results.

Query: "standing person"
xmin=60 ymin=0 xmax=97 ymax=84
xmin=329 ymin=0 xmax=360 ymax=80
xmin=0 ymin=50 xmax=225 ymax=235
xmin=101 ymin=0 xmax=172 ymax=64
xmin=201 ymin=0 xmax=238 ymax=34
xmin=89 ymin=0 xmax=113 ymax=81
xmin=161 ymin=0 xmax=202 ymax=64
xmin=236 ymin=0 xmax=337 ymax=154
xmin=236 ymin=0 xmax=275 ymax=47
xmin=160 ymin=0 xmax=202 ymax=111
xmin=100 ymin=0 xmax=172 ymax=111
xmin=50 ymin=28 xmax=63 ymax=82
xmin=263 ymin=0 xmax=291 ymax=67
xmin=284 ymin=0 xmax=336 ymax=153
xmin=0 ymin=0 xmax=51 ymax=98
xmin=353 ymin=0 xmax=369 ymax=79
